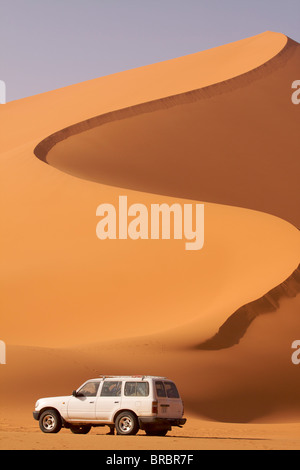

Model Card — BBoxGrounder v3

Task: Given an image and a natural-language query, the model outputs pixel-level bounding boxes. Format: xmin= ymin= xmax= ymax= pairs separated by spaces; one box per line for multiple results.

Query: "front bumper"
xmin=33 ymin=411 xmax=39 ymax=421
xmin=138 ymin=417 xmax=186 ymax=429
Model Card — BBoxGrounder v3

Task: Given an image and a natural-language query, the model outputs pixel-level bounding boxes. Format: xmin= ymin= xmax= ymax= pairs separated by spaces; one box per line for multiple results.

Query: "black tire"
xmin=145 ymin=428 xmax=169 ymax=436
xmin=39 ymin=409 xmax=62 ymax=434
xmin=70 ymin=425 xmax=91 ymax=434
xmin=115 ymin=411 xmax=139 ymax=436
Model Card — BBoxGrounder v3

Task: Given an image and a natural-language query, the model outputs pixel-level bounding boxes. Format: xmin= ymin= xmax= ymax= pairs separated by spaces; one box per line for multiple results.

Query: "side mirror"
xmin=72 ymin=390 xmax=78 ymax=397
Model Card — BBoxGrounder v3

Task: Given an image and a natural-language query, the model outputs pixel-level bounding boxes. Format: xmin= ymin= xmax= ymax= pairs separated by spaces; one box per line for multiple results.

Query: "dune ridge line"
xmin=33 ymin=35 xmax=295 ymax=163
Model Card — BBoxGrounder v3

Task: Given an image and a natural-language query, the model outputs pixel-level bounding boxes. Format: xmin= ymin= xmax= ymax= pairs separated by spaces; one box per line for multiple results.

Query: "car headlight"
xmin=35 ymin=401 xmax=40 ymax=409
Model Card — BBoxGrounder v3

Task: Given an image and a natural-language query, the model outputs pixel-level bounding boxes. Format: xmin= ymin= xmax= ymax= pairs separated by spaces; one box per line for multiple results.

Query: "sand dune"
xmin=198 ymin=264 xmax=300 ymax=350
xmin=1 ymin=32 xmax=287 ymax=154
xmin=2 ymin=286 xmax=300 ymax=426
xmin=1 ymin=31 xmax=300 ymax=444
xmin=34 ymin=35 xmax=300 ymax=227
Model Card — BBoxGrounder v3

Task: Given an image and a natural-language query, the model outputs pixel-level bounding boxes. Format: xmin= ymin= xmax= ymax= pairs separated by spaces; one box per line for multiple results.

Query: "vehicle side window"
xmin=77 ymin=381 xmax=99 ymax=397
xmin=164 ymin=381 xmax=180 ymax=398
xmin=125 ymin=381 xmax=149 ymax=397
xmin=100 ymin=381 xmax=122 ymax=397
xmin=155 ymin=381 xmax=166 ymax=397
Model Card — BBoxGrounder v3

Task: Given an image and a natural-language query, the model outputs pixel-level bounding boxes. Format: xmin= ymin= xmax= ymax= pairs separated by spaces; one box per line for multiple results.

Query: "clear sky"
xmin=1 ymin=0 xmax=300 ymax=102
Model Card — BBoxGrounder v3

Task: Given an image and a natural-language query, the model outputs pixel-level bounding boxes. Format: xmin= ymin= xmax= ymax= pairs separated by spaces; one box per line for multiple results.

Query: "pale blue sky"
xmin=1 ymin=0 xmax=299 ymax=102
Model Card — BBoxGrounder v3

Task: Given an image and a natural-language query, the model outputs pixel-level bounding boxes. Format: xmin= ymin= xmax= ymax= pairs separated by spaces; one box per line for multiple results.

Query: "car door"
xmin=154 ymin=380 xmax=170 ymax=418
xmin=95 ymin=380 xmax=122 ymax=421
xmin=163 ymin=381 xmax=183 ymax=418
xmin=67 ymin=381 xmax=99 ymax=421
xmin=121 ymin=380 xmax=150 ymax=415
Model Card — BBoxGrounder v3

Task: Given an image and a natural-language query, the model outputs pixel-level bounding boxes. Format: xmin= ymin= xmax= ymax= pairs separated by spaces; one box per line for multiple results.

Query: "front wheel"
xmin=39 ymin=409 xmax=62 ymax=434
xmin=115 ymin=412 xmax=139 ymax=435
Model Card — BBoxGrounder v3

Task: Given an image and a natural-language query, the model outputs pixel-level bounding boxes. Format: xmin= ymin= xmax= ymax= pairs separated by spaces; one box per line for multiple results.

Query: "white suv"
xmin=33 ymin=375 xmax=186 ymax=436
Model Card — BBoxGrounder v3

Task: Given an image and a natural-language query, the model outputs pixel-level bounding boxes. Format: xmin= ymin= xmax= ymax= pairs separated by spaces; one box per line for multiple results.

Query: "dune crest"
xmin=34 ymin=34 xmax=300 ymax=227
xmin=34 ymin=32 xmax=291 ymax=162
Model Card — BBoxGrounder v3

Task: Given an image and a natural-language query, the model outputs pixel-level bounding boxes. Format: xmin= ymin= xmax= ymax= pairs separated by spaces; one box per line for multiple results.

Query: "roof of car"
xmin=90 ymin=375 xmax=168 ymax=381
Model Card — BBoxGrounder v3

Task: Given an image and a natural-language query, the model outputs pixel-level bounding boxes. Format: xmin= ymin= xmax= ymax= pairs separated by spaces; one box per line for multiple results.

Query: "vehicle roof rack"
xmin=98 ymin=375 xmax=167 ymax=380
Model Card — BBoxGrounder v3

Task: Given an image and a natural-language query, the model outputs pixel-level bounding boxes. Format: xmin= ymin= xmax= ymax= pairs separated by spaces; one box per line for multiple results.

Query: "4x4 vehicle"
xmin=33 ymin=375 xmax=186 ymax=436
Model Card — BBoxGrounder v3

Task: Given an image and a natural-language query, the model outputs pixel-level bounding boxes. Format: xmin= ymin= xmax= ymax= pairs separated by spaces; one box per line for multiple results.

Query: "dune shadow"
xmin=196 ymin=264 xmax=300 ymax=351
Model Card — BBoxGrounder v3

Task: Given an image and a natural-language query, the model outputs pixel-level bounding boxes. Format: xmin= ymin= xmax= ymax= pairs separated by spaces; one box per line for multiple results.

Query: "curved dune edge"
xmin=31 ymin=32 xmax=300 ymax=349
xmin=33 ymin=35 xmax=294 ymax=162
xmin=32 ymin=33 xmax=300 ymax=228
xmin=197 ymin=264 xmax=300 ymax=350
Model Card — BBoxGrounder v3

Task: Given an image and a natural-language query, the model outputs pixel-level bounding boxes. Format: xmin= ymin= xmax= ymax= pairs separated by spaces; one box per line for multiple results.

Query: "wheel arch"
xmin=113 ymin=408 xmax=139 ymax=424
xmin=38 ymin=406 xmax=62 ymax=420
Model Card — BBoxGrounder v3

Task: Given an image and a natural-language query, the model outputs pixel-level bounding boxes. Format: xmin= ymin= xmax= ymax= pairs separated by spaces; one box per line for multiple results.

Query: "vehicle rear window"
xmin=124 ymin=382 xmax=149 ymax=397
xmin=164 ymin=381 xmax=180 ymax=398
xmin=155 ymin=381 xmax=166 ymax=397
xmin=100 ymin=381 xmax=122 ymax=397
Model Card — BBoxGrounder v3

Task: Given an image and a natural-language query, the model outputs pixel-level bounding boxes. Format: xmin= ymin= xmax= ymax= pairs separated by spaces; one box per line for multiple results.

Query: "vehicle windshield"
xmin=77 ymin=381 xmax=100 ymax=397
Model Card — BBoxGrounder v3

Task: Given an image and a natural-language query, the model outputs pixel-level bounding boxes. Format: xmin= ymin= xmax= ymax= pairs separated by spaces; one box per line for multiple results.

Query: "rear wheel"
xmin=39 ymin=409 xmax=62 ymax=434
xmin=115 ymin=411 xmax=139 ymax=435
xmin=70 ymin=425 xmax=91 ymax=434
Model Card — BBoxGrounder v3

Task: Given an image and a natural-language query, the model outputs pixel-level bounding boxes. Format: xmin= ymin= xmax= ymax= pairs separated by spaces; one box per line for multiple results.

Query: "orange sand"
xmin=0 ymin=31 xmax=300 ymax=449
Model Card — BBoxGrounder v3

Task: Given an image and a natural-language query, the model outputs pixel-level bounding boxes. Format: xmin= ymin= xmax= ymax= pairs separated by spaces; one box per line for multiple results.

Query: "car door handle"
xmin=114 ymin=401 xmax=119 ymax=403
xmin=89 ymin=401 xmax=95 ymax=404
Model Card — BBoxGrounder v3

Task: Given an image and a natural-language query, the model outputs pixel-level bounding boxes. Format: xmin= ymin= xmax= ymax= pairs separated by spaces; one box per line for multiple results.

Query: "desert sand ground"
xmin=1 ymin=304 xmax=300 ymax=451
xmin=1 ymin=31 xmax=300 ymax=450
xmin=2 ymin=415 xmax=300 ymax=450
